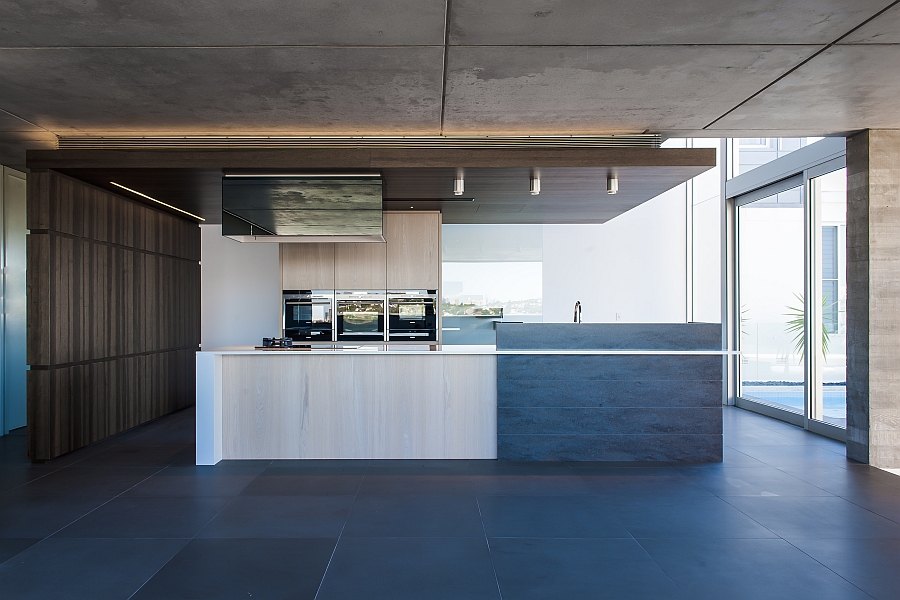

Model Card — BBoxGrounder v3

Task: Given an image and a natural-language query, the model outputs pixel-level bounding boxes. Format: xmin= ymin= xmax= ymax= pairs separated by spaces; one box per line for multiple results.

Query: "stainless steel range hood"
xmin=222 ymin=175 xmax=384 ymax=242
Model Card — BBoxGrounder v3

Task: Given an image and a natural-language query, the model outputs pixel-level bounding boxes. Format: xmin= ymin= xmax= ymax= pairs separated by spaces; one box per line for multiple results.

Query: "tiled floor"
xmin=1 ymin=407 xmax=900 ymax=599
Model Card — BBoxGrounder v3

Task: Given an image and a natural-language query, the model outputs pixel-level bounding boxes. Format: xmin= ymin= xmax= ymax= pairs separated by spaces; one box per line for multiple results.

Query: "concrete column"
xmin=847 ymin=130 xmax=900 ymax=466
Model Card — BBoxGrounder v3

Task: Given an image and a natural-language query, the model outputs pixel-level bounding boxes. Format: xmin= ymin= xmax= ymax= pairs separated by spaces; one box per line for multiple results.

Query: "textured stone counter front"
xmin=495 ymin=323 xmax=724 ymax=462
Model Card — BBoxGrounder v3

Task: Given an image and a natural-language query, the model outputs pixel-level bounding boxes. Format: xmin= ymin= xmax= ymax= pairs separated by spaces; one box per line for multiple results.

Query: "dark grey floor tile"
xmin=7 ymin=467 xmax=158 ymax=499
xmin=0 ymin=538 xmax=186 ymax=600
xmin=683 ymin=465 xmax=834 ymax=497
xmin=472 ymin=475 xmax=591 ymax=496
xmin=0 ymin=466 xmax=59 ymax=493
xmin=581 ymin=475 xmax=714 ymax=500
xmin=0 ymin=494 xmax=109 ymax=538
xmin=54 ymin=496 xmax=230 ymax=538
xmin=343 ymin=494 xmax=484 ymax=537
xmin=268 ymin=459 xmax=369 ymax=469
xmin=854 ymin=466 xmax=900 ymax=490
xmin=490 ymin=538 xmax=686 ymax=600
xmin=132 ymin=538 xmax=334 ymax=600
xmin=725 ymin=426 xmax=814 ymax=447
xmin=573 ymin=466 xmax=683 ymax=477
xmin=478 ymin=495 xmax=631 ymax=538
xmin=198 ymin=495 xmax=353 ymax=538
xmin=263 ymin=460 xmax=368 ymax=475
xmin=606 ymin=495 xmax=778 ymax=539
xmin=790 ymin=465 xmax=900 ymax=497
xmin=467 ymin=461 xmax=575 ymax=476
xmin=720 ymin=446 xmax=768 ymax=466
xmin=241 ymin=474 xmax=363 ymax=496
xmin=367 ymin=459 xmax=470 ymax=473
xmin=567 ymin=461 xmax=676 ymax=469
xmin=358 ymin=474 xmax=474 ymax=496
xmin=835 ymin=487 xmax=900 ymax=524
xmin=124 ymin=467 xmax=255 ymax=497
xmin=733 ymin=444 xmax=850 ymax=470
xmin=124 ymin=417 xmax=197 ymax=446
xmin=0 ymin=539 xmax=39 ymax=565
xmin=640 ymin=538 xmax=871 ymax=600
xmin=789 ymin=537 xmax=900 ymax=600
xmin=725 ymin=496 xmax=900 ymax=539
xmin=73 ymin=444 xmax=192 ymax=468
xmin=316 ymin=537 xmax=499 ymax=600
xmin=205 ymin=460 xmax=272 ymax=474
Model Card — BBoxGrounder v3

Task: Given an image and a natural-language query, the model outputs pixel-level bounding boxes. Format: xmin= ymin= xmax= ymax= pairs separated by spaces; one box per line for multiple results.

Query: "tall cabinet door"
xmin=281 ymin=243 xmax=334 ymax=289
xmin=334 ymin=243 xmax=386 ymax=289
xmin=384 ymin=212 xmax=440 ymax=289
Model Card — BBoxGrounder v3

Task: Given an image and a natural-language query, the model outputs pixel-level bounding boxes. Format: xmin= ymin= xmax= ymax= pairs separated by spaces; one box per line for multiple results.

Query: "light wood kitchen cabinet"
xmin=281 ymin=243 xmax=335 ymax=289
xmin=334 ymin=242 xmax=386 ymax=289
xmin=384 ymin=211 xmax=441 ymax=289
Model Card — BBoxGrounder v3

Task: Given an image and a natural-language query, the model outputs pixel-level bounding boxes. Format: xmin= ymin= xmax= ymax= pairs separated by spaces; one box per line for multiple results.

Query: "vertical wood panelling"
xmin=27 ymin=171 xmax=200 ymax=461
xmin=281 ymin=243 xmax=335 ymax=289
xmin=384 ymin=211 xmax=441 ymax=289
xmin=334 ymin=242 xmax=387 ymax=289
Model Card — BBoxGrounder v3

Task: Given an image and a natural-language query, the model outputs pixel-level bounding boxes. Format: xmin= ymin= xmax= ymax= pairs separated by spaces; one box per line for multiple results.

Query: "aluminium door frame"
xmin=723 ymin=139 xmax=847 ymax=441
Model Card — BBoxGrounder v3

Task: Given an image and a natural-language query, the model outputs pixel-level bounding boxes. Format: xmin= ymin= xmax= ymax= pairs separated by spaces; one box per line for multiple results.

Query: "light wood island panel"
xmin=220 ymin=353 xmax=496 ymax=459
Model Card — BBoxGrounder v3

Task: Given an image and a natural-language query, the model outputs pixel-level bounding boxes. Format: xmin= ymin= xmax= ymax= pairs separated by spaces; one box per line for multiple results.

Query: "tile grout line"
xmin=311 ymin=461 xmax=368 ymax=600
xmin=778 ymin=537 xmax=879 ymax=600
xmin=125 ymin=459 xmax=274 ymax=600
xmin=0 ymin=461 xmax=176 ymax=570
xmin=710 ymin=487 xmax=878 ymax=599
xmin=474 ymin=494 xmax=504 ymax=600
xmin=576 ymin=470 xmax=692 ymax=599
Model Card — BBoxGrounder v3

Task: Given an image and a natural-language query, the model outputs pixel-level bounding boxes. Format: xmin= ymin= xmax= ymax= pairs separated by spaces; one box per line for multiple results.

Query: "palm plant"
xmin=784 ymin=293 xmax=835 ymax=362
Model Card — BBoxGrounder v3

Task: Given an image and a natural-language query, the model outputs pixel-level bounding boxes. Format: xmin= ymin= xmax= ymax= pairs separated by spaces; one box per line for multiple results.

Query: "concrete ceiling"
xmin=2 ymin=1 xmax=899 ymax=170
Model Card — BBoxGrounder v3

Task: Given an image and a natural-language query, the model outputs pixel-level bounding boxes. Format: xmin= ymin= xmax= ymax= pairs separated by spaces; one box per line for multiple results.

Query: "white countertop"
xmin=199 ymin=345 xmax=739 ymax=356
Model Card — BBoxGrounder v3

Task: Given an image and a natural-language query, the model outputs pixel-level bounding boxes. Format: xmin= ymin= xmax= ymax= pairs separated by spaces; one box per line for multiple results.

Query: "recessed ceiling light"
xmin=110 ymin=182 xmax=205 ymax=221
xmin=607 ymin=175 xmax=619 ymax=195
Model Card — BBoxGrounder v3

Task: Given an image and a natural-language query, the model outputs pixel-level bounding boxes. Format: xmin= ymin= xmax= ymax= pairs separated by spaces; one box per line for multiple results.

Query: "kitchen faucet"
xmin=573 ymin=301 xmax=582 ymax=323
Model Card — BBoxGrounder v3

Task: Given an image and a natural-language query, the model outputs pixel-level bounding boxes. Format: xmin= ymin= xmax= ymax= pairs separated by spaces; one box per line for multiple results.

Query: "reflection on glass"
xmin=811 ymin=168 xmax=847 ymax=427
xmin=337 ymin=302 xmax=382 ymax=333
xmin=738 ymin=186 xmax=806 ymax=414
xmin=442 ymin=224 xmax=543 ymax=345
xmin=398 ymin=304 xmax=425 ymax=319
xmin=731 ymin=138 xmax=823 ymax=178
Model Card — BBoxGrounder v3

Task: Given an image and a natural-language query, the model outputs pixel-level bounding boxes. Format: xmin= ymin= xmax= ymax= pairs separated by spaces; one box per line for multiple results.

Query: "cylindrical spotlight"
xmin=607 ymin=175 xmax=619 ymax=195
xmin=530 ymin=174 xmax=541 ymax=195
xmin=454 ymin=173 xmax=465 ymax=195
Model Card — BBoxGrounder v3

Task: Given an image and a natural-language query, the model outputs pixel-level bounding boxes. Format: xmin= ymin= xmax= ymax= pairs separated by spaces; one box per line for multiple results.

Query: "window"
xmin=441 ymin=225 xmax=542 ymax=344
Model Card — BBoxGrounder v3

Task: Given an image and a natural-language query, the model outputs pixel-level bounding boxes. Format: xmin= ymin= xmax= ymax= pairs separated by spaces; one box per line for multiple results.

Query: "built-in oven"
xmin=283 ymin=290 xmax=334 ymax=342
xmin=335 ymin=291 xmax=386 ymax=342
xmin=387 ymin=290 xmax=438 ymax=342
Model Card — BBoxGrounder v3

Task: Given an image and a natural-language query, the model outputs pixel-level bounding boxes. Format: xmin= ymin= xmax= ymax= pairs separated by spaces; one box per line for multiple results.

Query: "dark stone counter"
xmin=495 ymin=323 xmax=723 ymax=462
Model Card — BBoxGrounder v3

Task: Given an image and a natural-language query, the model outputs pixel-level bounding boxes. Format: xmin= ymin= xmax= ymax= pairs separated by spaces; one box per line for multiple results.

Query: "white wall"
xmin=542 ymin=185 xmax=689 ymax=323
xmin=200 ymin=225 xmax=281 ymax=349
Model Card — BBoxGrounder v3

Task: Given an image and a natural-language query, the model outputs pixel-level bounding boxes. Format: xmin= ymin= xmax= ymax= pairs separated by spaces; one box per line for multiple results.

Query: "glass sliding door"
xmin=737 ymin=186 xmax=807 ymax=415
xmin=808 ymin=168 xmax=847 ymax=427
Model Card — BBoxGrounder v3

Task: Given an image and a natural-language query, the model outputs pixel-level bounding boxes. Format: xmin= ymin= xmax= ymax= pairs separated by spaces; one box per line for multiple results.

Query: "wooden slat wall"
xmin=26 ymin=169 xmax=200 ymax=461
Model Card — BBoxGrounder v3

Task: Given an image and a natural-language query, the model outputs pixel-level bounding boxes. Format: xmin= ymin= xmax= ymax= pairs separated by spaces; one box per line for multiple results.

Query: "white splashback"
xmin=200 ymin=224 xmax=281 ymax=349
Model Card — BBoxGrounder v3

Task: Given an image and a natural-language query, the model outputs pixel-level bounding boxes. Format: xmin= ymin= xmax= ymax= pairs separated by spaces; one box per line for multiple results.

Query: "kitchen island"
xmin=196 ymin=345 xmax=498 ymax=464
xmin=197 ymin=324 xmax=730 ymax=464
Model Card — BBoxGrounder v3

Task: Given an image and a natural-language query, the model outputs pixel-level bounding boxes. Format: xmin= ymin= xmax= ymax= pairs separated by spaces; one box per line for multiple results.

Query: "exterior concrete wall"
xmin=847 ymin=130 xmax=900 ymax=467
